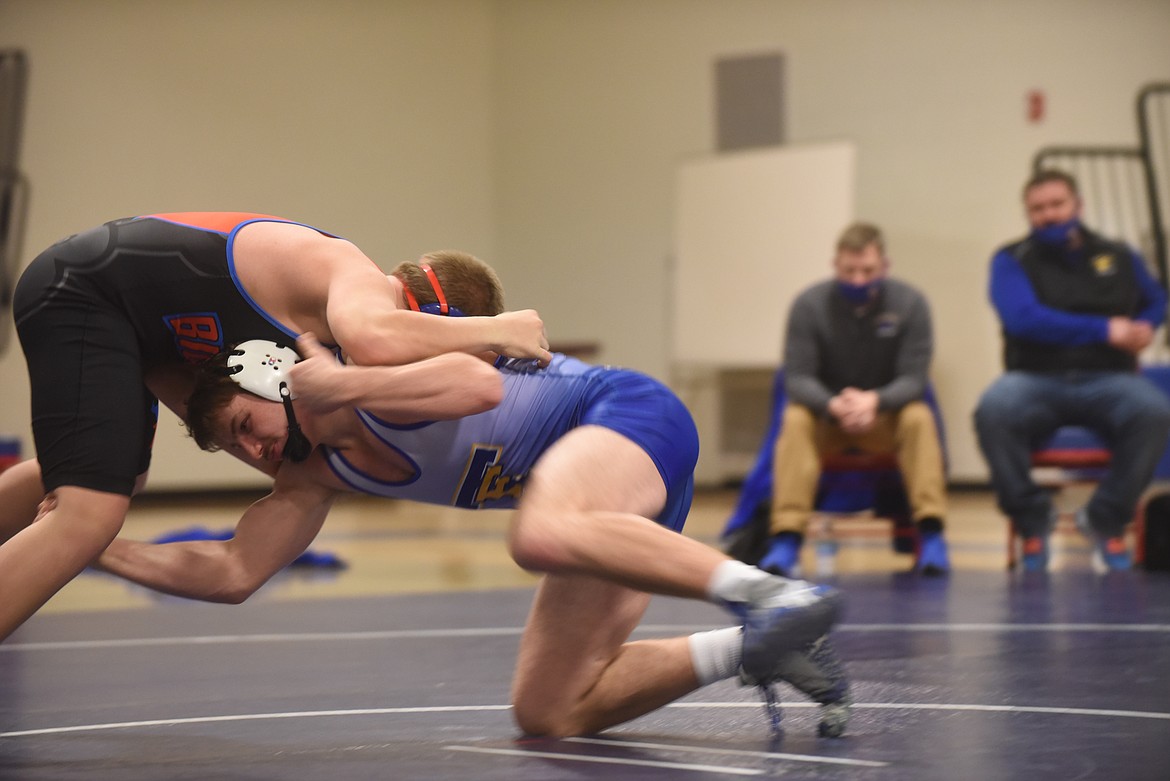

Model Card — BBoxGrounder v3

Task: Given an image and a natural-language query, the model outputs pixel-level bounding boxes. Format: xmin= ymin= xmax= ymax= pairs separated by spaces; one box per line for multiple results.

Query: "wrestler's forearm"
xmin=343 ymin=310 xmax=493 ymax=364
xmin=96 ymin=538 xmax=255 ymax=604
xmin=337 ymin=354 xmax=503 ymax=420
xmin=330 ymin=293 xmax=549 ymax=367
xmin=97 ymin=480 xmax=334 ymax=604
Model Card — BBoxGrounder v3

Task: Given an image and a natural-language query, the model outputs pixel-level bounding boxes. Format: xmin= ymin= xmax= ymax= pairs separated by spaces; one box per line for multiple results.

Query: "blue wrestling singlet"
xmin=322 ymin=354 xmax=699 ymax=532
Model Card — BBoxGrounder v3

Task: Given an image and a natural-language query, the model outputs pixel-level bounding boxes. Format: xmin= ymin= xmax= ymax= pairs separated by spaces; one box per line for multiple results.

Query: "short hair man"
xmin=974 ymin=170 xmax=1170 ymax=571
xmin=759 ymin=222 xmax=949 ymax=576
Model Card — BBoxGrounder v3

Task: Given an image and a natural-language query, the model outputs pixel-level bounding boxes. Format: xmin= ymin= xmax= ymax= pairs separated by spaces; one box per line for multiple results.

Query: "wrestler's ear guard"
xmin=403 ymin=263 xmax=467 ymax=317
xmin=225 ymin=341 xmax=299 ymax=401
xmin=224 ymin=340 xmax=313 ymax=463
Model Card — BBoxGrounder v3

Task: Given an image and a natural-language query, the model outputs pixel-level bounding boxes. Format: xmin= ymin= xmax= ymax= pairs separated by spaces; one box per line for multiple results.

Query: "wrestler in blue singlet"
xmin=324 ymin=354 xmax=699 ymax=532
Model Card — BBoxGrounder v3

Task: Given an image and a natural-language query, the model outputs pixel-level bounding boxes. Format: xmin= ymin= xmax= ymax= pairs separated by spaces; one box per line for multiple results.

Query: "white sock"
xmin=706 ymin=559 xmax=794 ymax=606
xmin=687 ymin=627 xmax=743 ymax=686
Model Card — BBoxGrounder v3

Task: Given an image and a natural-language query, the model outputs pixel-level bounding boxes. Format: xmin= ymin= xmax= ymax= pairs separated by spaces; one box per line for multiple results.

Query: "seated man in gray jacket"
xmin=760 ymin=222 xmax=949 ymax=576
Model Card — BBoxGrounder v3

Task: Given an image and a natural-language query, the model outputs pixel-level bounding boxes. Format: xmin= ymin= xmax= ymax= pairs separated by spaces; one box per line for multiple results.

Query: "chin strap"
xmin=222 ymin=341 xmax=313 ymax=463
xmin=279 ymin=382 xmax=313 ymax=463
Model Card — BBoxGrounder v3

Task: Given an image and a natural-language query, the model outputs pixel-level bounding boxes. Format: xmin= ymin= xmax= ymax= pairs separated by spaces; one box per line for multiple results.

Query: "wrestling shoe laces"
xmin=760 ymin=681 xmax=783 ymax=735
xmin=782 ymin=635 xmax=852 ymax=737
xmin=741 ymin=634 xmax=852 ymax=738
xmin=738 ymin=582 xmax=845 ymax=736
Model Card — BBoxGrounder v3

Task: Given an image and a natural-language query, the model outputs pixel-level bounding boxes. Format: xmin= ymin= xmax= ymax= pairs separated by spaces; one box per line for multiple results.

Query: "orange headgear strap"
xmin=402 ymin=285 xmax=422 ymax=312
xmin=403 ymin=262 xmax=461 ymax=316
xmin=420 ymin=263 xmax=450 ymax=315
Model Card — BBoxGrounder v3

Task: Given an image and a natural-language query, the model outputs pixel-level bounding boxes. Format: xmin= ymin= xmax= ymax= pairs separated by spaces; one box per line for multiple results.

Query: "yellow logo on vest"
xmin=454 ymin=444 xmax=527 ymax=508
xmin=1091 ymin=254 xmax=1117 ymax=276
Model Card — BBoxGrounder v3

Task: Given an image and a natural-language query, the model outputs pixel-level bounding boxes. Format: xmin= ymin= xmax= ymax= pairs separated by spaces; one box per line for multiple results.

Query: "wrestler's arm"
xmin=289 ymin=333 xmax=503 ymax=422
xmin=0 ymin=459 xmax=48 ymax=545
xmin=2 ymin=367 xmax=250 ymax=544
xmin=254 ymin=224 xmax=551 ymax=366
xmin=94 ymin=461 xmax=338 ymax=603
xmin=93 ymin=337 xmax=500 ymax=597
xmin=326 ymin=256 xmax=550 ymax=367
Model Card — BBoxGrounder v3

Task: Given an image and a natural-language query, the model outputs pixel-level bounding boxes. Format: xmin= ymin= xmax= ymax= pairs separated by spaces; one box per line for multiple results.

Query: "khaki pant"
xmin=770 ymin=401 xmax=947 ymax=535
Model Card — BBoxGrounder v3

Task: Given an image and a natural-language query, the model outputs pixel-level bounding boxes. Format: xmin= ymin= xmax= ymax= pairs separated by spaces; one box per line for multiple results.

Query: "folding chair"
xmin=1006 ymin=426 xmax=1148 ymax=569
xmin=721 ymin=369 xmax=944 ymax=570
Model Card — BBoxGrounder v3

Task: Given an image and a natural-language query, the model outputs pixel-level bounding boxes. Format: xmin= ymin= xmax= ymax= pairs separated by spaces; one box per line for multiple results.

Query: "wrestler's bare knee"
xmin=511 ymin=692 xmax=589 ymax=738
xmin=506 ymin=505 xmax=574 ymax=573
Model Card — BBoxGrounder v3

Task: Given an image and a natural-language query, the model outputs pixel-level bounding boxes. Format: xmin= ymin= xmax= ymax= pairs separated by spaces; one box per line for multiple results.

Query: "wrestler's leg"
xmin=506 ymin=425 xmax=726 ymax=597
xmin=0 ymin=486 xmax=128 ymax=640
xmin=0 ymin=459 xmax=46 ymax=544
xmin=507 ymin=425 xmax=847 ymax=736
xmin=512 ymin=573 xmax=700 ymax=737
xmin=506 ymin=426 xmax=712 ymax=735
xmin=0 ymin=364 xmax=180 ymax=550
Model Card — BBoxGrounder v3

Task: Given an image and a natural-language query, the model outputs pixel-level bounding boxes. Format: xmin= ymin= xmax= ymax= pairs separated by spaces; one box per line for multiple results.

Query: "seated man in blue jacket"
xmin=974 ymin=169 xmax=1170 ymax=572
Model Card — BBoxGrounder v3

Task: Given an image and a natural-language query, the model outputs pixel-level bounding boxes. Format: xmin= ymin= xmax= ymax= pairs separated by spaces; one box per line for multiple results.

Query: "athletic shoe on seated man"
xmin=1018 ymin=509 xmax=1058 ymax=572
xmin=914 ymin=517 xmax=950 ymax=576
xmin=758 ymin=532 xmax=803 ymax=577
xmin=1075 ymin=508 xmax=1132 ymax=571
xmin=1020 ymin=535 xmax=1050 ymax=572
xmin=915 ymin=531 xmax=950 ymax=575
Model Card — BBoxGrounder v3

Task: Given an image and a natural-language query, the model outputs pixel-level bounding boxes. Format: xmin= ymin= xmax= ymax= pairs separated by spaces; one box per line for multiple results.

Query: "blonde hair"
xmin=836 ymin=222 xmax=885 ymax=256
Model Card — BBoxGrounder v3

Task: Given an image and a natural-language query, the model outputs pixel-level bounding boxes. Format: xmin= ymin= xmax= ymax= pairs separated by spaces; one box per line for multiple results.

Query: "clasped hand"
xmin=491 ymin=309 xmax=551 ymax=367
xmin=288 ymin=333 xmax=349 ymax=415
xmin=828 ymin=387 xmax=879 ymax=434
xmin=1107 ymin=317 xmax=1155 ymax=355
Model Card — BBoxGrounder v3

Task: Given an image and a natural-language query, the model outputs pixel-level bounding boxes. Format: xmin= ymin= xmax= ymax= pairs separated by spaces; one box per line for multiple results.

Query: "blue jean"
xmin=973 ymin=370 xmax=1170 ymax=537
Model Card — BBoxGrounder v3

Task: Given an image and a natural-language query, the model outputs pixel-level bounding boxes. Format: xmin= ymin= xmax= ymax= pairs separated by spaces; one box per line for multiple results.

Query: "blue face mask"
xmin=1031 ymin=217 xmax=1081 ymax=246
xmin=837 ymin=279 xmax=881 ymax=306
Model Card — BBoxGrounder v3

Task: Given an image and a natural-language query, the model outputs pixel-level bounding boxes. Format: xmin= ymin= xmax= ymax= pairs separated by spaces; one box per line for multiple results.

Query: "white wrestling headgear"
xmin=225 ymin=340 xmax=300 ymax=401
xmin=223 ymin=340 xmax=313 ymax=463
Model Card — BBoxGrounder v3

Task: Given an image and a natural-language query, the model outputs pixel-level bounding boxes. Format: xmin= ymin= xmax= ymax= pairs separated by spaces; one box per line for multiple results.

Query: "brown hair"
xmin=392 ymin=250 xmax=505 ymax=317
xmin=185 ymin=349 xmax=248 ymax=452
xmin=836 ymin=222 xmax=885 ymax=256
xmin=1023 ymin=169 xmax=1079 ymax=199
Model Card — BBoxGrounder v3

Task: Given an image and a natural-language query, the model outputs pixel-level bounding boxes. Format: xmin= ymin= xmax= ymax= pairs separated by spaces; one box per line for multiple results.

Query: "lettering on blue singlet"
xmin=454 ymin=445 xmax=526 ymax=508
